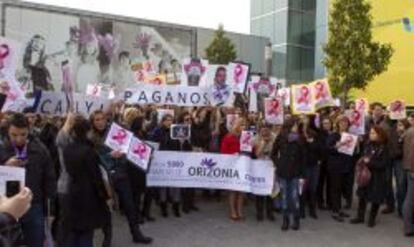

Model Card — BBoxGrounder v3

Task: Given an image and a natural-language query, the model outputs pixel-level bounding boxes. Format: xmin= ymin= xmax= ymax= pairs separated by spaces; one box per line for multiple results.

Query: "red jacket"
xmin=220 ymin=133 xmax=240 ymax=155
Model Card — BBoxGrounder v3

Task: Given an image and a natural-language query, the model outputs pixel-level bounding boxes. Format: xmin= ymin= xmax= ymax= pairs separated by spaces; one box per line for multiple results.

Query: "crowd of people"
xmin=0 ymin=100 xmax=413 ymax=246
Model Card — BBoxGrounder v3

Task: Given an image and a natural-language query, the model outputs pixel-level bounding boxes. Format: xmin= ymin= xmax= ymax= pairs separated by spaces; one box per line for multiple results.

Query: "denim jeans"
xmin=279 ymin=178 xmax=300 ymax=219
xmin=68 ymin=230 xmax=94 ymax=247
xmin=20 ymin=203 xmax=44 ymax=247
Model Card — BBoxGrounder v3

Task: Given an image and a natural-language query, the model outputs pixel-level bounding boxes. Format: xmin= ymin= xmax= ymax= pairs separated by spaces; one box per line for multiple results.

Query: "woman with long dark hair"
xmin=63 ymin=115 xmax=110 ymax=247
xmin=271 ymin=117 xmax=305 ymax=231
xmin=350 ymin=126 xmax=391 ymax=227
xmin=326 ymin=115 xmax=354 ymax=222
xmin=317 ymin=117 xmax=334 ymax=210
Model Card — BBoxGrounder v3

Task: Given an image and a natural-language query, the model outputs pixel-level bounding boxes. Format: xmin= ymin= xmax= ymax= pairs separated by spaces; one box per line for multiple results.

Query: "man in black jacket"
xmin=0 ymin=113 xmax=56 ymax=247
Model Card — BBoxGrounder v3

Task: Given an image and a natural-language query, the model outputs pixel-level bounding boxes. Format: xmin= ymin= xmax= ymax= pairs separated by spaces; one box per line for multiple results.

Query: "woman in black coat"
xmin=271 ymin=118 xmax=305 ymax=231
xmin=63 ymin=115 xmax=110 ymax=247
xmin=157 ymin=113 xmax=192 ymax=218
xmin=326 ymin=115 xmax=355 ymax=222
xmin=351 ymin=126 xmax=391 ymax=227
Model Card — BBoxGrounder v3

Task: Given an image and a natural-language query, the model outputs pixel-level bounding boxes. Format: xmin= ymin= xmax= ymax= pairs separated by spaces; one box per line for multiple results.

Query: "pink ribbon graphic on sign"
xmin=297 ymin=86 xmax=310 ymax=104
xmin=133 ymin=142 xmax=147 ymax=160
xmin=0 ymin=44 xmax=10 ymax=70
xmin=351 ymin=110 xmax=362 ymax=127
xmin=252 ymin=78 xmax=275 ymax=94
xmin=315 ymin=81 xmax=327 ymax=100
xmin=391 ymin=100 xmax=404 ymax=113
xmin=341 ymin=136 xmax=354 ymax=149
xmin=242 ymin=132 xmax=252 ymax=145
xmin=91 ymin=85 xmax=99 ymax=96
xmin=184 ymin=60 xmax=206 ymax=76
xmin=267 ymin=99 xmax=280 ymax=116
xmin=112 ymin=128 xmax=127 ymax=145
xmin=233 ymin=64 xmax=244 ymax=84
xmin=136 ymin=70 xmax=145 ymax=82
xmin=356 ymin=100 xmax=366 ymax=111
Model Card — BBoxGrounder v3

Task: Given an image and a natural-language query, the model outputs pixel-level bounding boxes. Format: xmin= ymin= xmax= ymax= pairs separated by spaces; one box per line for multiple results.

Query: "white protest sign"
xmin=312 ymin=79 xmax=334 ymax=110
xmin=0 ymin=166 xmax=25 ymax=196
xmin=35 ymin=91 xmax=110 ymax=116
xmin=337 ymin=132 xmax=358 ymax=156
xmin=264 ymin=97 xmax=284 ymax=125
xmin=181 ymin=58 xmax=208 ymax=87
xmin=346 ymin=109 xmax=365 ymax=135
xmin=123 ymin=84 xmax=210 ymax=107
xmin=147 ymin=151 xmax=275 ymax=195
xmin=127 ymin=137 xmax=153 ymax=172
xmin=0 ymin=37 xmax=21 ymax=77
xmin=86 ymin=83 xmax=102 ymax=97
xmin=104 ymin=123 xmax=133 ymax=153
xmin=240 ymin=130 xmax=254 ymax=153
xmin=226 ymin=114 xmax=239 ymax=132
xmin=227 ymin=62 xmax=250 ymax=94
xmin=389 ymin=100 xmax=407 ymax=120
xmin=291 ymin=84 xmax=315 ymax=115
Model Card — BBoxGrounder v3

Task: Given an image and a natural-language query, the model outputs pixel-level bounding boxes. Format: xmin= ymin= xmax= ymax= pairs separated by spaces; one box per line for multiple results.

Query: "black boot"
xmin=160 ymin=202 xmax=168 ymax=218
xmin=309 ymin=194 xmax=318 ymax=219
xmin=291 ymin=217 xmax=300 ymax=230
xmin=132 ymin=225 xmax=153 ymax=244
xmin=173 ymin=203 xmax=181 ymax=218
xmin=256 ymin=212 xmax=264 ymax=222
xmin=368 ymin=204 xmax=379 ymax=228
xmin=350 ymin=200 xmax=366 ymax=224
xmin=281 ymin=216 xmax=289 ymax=231
xmin=300 ymin=196 xmax=306 ymax=219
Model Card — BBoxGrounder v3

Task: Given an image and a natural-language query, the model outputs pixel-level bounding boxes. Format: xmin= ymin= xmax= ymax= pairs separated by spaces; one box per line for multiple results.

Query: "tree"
xmin=205 ymin=24 xmax=237 ymax=64
xmin=323 ymin=0 xmax=393 ymax=103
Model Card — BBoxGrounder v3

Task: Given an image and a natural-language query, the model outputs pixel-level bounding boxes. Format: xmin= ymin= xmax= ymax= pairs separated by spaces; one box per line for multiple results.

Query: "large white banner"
xmin=147 ymin=151 xmax=275 ymax=195
xmin=35 ymin=91 xmax=111 ymax=116
xmin=123 ymin=84 xmax=211 ymax=107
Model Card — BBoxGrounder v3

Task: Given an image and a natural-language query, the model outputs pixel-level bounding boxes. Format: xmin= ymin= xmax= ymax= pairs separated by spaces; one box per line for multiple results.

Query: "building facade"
xmin=250 ymin=0 xmax=317 ymax=83
xmin=252 ymin=0 xmax=414 ymax=105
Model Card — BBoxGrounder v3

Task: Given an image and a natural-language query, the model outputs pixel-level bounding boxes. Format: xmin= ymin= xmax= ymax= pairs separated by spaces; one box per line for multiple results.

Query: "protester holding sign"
xmin=254 ymin=124 xmax=276 ymax=222
xmin=0 ymin=113 xmax=56 ymax=247
xmin=62 ymin=115 xmax=111 ymax=247
xmin=326 ymin=115 xmax=354 ymax=222
xmin=271 ymin=117 xmax=304 ymax=231
xmin=178 ymin=112 xmax=199 ymax=214
xmin=88 ymin=110 xmax=153 ymax=245
xmin=351 ymin=126 xmax=390 ymax=228
xmin=221 ymin=118 xmax=246 ymax=221
xmin=299 ymin=114 xmax=320 ymax=219
xmin=158 ymin=113 xmax=184 ymax=218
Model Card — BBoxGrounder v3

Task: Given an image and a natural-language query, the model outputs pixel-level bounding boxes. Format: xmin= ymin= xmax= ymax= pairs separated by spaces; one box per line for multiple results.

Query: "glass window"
xmin=262 ymin=15 xmax=275 ymax=42
xmin=263 ymin=0 xmax=275 ymax=12
xmin=251 ymin=0 xmax=263 ymax=18
xmin=289 ymin=0 xmax=316 ymax=11
xmin=273 ymin=10 xmax=288 ymax=44
xmin=273 ymin=45 xmax=287 ymax=79
xmin=275 ymin=0 xmax=289 ymax=9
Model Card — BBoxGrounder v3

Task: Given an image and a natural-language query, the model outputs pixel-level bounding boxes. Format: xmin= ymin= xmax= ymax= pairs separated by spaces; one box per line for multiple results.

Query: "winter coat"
xmin=326 ymin=132 xmax=355 ymax=174
xmin=63 ymin=139 xmax=110 ymax=231
xmin=0 ymin=136 xmax=56 ymax=205
xmin=271 ymin=134 xmax=305 ymax=179
xmin=357 ymin=142 xmax=391 ymax=204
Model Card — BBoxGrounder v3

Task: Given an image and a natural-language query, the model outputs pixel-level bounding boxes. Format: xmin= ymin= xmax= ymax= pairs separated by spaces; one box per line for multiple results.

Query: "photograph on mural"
xmin=4 ymin=6 xmax=193 ymax=99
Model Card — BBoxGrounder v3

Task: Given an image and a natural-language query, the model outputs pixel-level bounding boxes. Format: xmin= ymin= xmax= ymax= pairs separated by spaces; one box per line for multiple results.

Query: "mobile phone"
xmin=6 ymin=181 xmax=20 ymax=197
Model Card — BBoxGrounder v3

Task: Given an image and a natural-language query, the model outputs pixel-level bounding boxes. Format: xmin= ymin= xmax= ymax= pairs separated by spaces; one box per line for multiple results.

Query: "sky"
xmin=25 ymin=0 xmax=251 ymax=34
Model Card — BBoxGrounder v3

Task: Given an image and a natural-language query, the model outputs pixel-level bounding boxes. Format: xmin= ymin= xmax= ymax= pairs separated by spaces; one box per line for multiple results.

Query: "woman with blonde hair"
xmin=220 ymin=117 xmax=246 ymax=221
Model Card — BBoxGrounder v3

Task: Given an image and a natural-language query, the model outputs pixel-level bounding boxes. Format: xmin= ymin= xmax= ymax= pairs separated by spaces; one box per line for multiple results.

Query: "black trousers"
xmin=317 ymin=163 xmax=331 ymax=207
xmin=329 ymin=172 xmax=345 ymax=213
xmin=356 ymin=197 xmax=380 ymax=220
xmin=342 ymin=170 xmax=355 ymax=206
xmin=255 ymin=196 xmax=273 ymax=217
